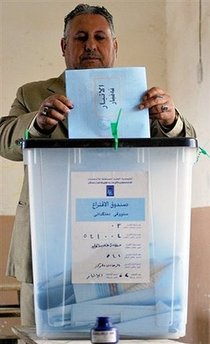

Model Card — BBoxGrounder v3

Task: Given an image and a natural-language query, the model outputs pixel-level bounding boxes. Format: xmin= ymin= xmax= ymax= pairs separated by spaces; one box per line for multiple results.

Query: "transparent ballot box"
xmin=23 ymin=138 xmax=197 ymax=339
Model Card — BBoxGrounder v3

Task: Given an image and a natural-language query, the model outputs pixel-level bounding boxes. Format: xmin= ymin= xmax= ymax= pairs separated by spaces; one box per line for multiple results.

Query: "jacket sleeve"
xmin=150 ymin=112 xmax=196 ymax=138
xmin=0 ymin=86 xmax=37 ymax=161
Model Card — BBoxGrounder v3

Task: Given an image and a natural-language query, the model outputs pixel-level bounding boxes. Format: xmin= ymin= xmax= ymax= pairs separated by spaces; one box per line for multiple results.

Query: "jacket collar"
xmin=47 ymin=72 xmax=65 ymax=94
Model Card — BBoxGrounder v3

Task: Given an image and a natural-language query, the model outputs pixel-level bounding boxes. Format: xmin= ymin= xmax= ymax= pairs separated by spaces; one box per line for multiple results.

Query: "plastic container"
xmin=23 ymin=137 xmax=197 ymax=339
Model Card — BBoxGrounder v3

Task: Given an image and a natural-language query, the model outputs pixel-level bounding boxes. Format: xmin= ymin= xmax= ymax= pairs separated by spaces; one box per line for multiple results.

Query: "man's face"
xmin=61 ymin=14 xmax=118 ymax=69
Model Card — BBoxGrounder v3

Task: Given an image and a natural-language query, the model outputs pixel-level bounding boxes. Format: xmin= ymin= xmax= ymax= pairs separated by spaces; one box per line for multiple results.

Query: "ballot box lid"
xmin=21 ymin=137 xmax=198 ymax=149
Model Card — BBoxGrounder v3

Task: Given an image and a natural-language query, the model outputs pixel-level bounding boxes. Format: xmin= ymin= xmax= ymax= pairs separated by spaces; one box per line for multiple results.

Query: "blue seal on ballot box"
xmin=90 ymin=317 xmax=119 ymax=344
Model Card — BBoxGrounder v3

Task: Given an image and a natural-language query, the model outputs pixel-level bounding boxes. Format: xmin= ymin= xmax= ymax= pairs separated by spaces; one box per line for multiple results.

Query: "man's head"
xmin=61 ymin=4 xmax=118 ymax=69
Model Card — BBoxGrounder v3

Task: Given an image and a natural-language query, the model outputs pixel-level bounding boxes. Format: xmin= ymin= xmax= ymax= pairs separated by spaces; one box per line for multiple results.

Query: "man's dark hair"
xmin=63 ymin=4 xmax=115 ymax=38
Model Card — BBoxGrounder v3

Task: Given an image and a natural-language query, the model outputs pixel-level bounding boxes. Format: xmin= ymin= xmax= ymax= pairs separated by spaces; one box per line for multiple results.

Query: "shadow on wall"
xmin=177 ymin=206 xmax=210 ymax=344
xmin=195 ymin=312 xmax=210 ymax=344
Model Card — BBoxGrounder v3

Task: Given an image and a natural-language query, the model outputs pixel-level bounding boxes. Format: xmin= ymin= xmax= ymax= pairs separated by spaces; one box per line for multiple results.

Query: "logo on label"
xmin=106 ymin=185 xmax=114 ymax=197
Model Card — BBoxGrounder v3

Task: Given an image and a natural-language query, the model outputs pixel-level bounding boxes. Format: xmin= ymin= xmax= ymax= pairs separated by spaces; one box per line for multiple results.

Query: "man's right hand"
xmin=36 ymin=94 xmax=74 ymax=131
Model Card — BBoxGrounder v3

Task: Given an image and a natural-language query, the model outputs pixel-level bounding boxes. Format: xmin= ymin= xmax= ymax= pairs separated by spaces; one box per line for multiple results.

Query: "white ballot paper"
xmin=65 ymin=67 xmax=150 ymax=138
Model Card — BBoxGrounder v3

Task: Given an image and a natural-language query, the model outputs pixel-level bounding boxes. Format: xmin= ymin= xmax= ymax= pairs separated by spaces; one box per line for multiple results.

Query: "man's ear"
xmin=114 ymin=39 xmax=118 ymax=58
xmin=61 ymin=38 xmax=67 ymax=57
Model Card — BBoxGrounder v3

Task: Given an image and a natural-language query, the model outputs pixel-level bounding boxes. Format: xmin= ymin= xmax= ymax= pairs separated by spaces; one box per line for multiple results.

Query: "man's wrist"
xmin=158 ymin=111 xmax=184 ymax=137
xmin=28 ymin=116 xmax=56 ymax=137
xmin=34 ymin=119 xmax=56 ymax=135
xmin=159 ymin=112 xmax=178 ymax=132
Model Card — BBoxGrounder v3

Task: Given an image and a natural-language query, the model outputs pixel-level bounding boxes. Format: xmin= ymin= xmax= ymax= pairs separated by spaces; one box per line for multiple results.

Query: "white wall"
xmin=0 ymin=0 xmax=209 ymax=215
xmin=166 ymin=0 xmax=210 ymax=207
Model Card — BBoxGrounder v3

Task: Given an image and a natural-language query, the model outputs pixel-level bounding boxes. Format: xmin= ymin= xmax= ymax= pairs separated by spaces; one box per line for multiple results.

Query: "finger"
xmin=139 ymin=87 xmax=172 ymax=109
xmin=149 ymin=103 xmax=170 ymax=115
xmin=49 ymin=94 xmax=73 ymax=109
xmin=39 ymin=107 xmax=59 ymax=124
xmin=45 ymin=98 xmax=73 ymax=116
xmin=36 ymin=95 xmax=73 ymax=131
xmin=36 ymin=111 xmax=60 ymax=131
xmin=149 ymin=104 xmax=177 ymax=126
xmin=43 ymin=94 xmax=73 ymax=113
xmin=142 ymin=87 xmax=165 ymax=100
xmin=139 ymin=95 xmax=167 ymax=110
xmin=38 ymin=106 xmax=65 ymax=129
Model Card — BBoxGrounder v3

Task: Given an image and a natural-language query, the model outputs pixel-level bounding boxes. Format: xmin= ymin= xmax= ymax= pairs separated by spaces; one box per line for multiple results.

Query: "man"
xmin=0 ymin=4 xmax=196 ymax=326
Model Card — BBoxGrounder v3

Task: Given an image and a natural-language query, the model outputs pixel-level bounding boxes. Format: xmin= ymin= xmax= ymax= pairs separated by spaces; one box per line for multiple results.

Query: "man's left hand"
xmin=139 ymin=87 xmax=176 ymax=127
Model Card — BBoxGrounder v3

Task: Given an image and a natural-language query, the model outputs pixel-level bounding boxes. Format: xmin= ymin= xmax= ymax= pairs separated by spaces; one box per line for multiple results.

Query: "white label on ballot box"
xmin=71 ymin=171 xmax=149 ymax=284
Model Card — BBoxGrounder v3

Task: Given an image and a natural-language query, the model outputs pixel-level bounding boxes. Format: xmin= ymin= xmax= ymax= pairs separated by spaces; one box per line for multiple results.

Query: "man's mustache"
xmin=81 ymin=52 xmax=101 ymax=59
